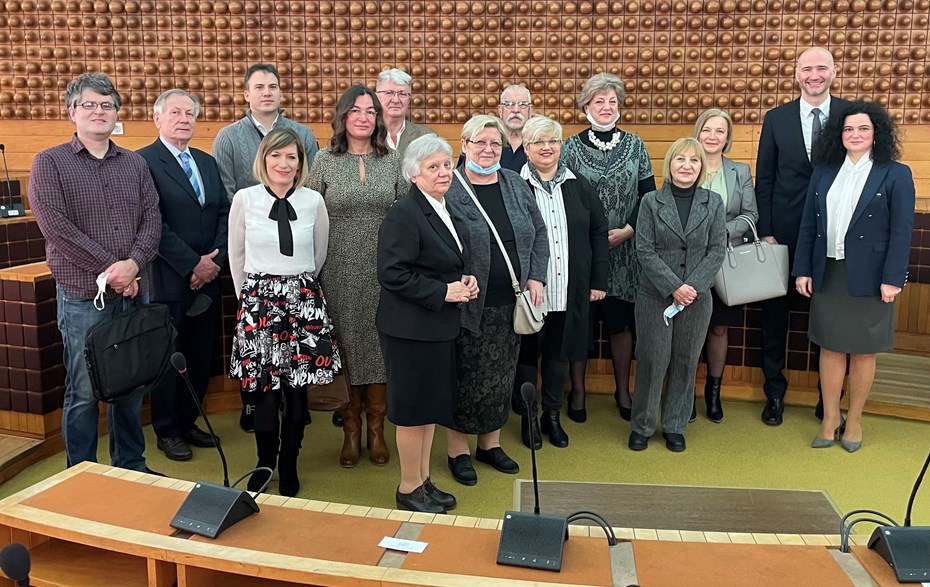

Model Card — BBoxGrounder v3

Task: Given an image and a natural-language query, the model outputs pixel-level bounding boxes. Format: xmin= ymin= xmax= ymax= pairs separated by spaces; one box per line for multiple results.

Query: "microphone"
xmin=0 ymin=542 xmax=30 ymax=587
xmin=168 ymin=352 xmax=259 ymax=538
xmin=497 ymin=381 xmax=568 ymax=571
xmin=0 ymin=144 xmax=25 ymax=219
xmin=904 ymin=448 xmax=930 ymax=527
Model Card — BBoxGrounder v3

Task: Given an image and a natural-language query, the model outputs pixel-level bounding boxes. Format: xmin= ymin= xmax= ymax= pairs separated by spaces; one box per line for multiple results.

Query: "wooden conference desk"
xmin=0 ymin=463 xmax=903 ymax=586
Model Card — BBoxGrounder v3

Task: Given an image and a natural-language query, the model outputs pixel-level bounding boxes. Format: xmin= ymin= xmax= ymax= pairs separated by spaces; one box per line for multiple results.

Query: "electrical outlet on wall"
xmin=113 ymin=122 xmax=124 ymax=135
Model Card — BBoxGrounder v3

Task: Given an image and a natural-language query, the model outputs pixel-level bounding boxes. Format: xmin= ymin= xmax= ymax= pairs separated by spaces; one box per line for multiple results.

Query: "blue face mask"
xmin=466 ymin=159 xmax=502 ymax=176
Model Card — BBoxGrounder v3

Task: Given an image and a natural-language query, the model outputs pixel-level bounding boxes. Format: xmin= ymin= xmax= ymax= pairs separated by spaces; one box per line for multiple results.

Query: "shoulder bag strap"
xmin=454 ymin=170 xmax=521 ymax=295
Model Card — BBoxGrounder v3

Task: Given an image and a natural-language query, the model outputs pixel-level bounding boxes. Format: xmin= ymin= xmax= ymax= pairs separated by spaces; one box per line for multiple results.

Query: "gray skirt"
xmin=808 ymin=259 xmax=896 ymax=354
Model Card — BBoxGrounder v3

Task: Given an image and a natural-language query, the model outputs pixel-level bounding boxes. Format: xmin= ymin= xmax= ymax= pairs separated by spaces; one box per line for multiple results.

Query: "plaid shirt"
xmin=29 ymin=134 xmax=162 ymax=299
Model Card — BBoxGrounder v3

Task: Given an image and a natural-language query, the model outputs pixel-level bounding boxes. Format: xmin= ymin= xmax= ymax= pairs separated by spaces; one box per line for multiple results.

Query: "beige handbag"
xmin=713 ymin=215 xmax=790 ymax=306
xmin=454 ymin=170 xmax=547 ymax=334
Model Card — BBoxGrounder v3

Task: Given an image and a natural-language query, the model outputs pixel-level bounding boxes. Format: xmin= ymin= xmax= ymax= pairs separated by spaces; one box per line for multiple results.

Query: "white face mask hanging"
xmin=93 ymin=272 xmax=111 ymax=311
xmin=662 ymin=303 xmax=685 ymax=326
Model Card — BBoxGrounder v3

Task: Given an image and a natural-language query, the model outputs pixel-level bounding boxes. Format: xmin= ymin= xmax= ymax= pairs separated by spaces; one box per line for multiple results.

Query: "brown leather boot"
xmin=339 ymin=386 xmax=363 ymax=468
xmin=365 ymin=384 xmax=390 ymax=466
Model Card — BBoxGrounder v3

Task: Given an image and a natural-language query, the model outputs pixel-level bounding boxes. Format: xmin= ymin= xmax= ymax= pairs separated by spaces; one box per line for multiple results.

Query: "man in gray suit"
xmin=375 ymin=68 xmax=435 ymax=157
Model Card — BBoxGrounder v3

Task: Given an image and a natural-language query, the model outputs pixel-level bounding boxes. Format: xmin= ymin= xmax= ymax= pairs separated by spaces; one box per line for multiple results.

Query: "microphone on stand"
xmin=0 ymin=144 xmax=25 ymax=218
xmin=168 ymin=352 xmax=259 ymax=538
xmin=496 ymin=382 xmax=568 ymax=572
xmin=0 ymin=542 xmax=30 ymax=587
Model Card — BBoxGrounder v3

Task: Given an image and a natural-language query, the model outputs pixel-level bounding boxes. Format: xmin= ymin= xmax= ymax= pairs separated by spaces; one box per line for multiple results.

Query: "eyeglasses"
xmin=527 ymin=139 xmax=562 ymax=147
xmin=466 ymin=139 xmax=504 ymax=150
xmin=376 ymin=90 xmax=412 ymax=99
xmin=77 ymin=101 xmax=118 ymax=111
xmin=348 ymin=108 xmax=378 ymax=118
xmin=501 ymin=101 xmax=532 ymax=109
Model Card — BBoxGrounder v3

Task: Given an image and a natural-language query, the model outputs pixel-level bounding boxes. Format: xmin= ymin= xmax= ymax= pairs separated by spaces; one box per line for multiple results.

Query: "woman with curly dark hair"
xmin=794 ymin=100 xmax=914 ymax=452
xmin=309 ymin=85 xmax=407 ymax=469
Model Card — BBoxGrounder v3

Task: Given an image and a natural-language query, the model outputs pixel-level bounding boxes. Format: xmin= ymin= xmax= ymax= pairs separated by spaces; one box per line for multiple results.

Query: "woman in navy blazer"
xmin=794 ymin=101 xmax=915 ymax=452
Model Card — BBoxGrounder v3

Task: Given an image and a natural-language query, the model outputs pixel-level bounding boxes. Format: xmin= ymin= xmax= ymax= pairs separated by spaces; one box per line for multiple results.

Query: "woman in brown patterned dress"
xmin=309 ymin=85 xmax=407 ymax=469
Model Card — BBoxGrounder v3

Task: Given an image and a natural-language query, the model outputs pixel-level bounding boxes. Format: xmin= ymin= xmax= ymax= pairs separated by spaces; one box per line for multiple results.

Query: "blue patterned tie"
xmin=179 ymin=152 xmax=204 ymax=206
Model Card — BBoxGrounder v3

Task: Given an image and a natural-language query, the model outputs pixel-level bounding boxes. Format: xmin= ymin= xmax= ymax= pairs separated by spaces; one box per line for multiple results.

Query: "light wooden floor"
xmin=872 ymin=352 xmax=930 ymax=409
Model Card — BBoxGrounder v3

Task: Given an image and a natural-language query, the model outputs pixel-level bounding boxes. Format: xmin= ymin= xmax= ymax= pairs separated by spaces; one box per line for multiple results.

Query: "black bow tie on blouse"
xmin=265 ymin=185 xmax=298 ymax=256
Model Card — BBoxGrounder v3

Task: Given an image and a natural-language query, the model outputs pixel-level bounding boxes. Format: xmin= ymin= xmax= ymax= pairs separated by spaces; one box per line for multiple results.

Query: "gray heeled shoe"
xmin=840 ymin=438 xmax=862 ymax=453
xmin=811 ymin=436 xmax=834 ymax=449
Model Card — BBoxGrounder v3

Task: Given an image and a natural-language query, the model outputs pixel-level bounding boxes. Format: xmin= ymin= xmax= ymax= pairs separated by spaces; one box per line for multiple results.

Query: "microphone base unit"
xmin=868 ymin=525 xmax=930 ymax=583
xmin=170 ymin=481 xmax=259 ymax=539
xmin=497 ymin=511 xmax=568 ymax=572
xmin=0 ymin=204 xmax=25 ymax=218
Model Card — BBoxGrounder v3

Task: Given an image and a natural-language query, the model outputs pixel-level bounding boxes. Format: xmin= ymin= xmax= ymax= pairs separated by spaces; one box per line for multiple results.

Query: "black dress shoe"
xmin=144 ymin=467 xmax=166 ymax=477
xmin=521 ymin=415 xmax=543 ymax=450
xmin=540 ymin=410 xmax=569 ymax=448
xmin=424 ymin=476 xmax=457 ymax=511
xmin=475 ymin=447 xmax=520 ymax=474
xmin=761 ymin=397 xmax=784 ymax=426
xmin=662 ymin=432 xmax=686 ymax=452
xmin=447 ymin=454 xmax=478 ymax=486
xmin=615 ymin=390 xmax=631 ymax=421
xmin=332 ymin=411 xmax=344 ymax=427
xmin=183 ymin=426 xmax=218 ymax=448
xmin=157 ymin=436 xmax=192 ymax=461
xmin=628 ymin=431 xmax=650 ymax=451
xmin=396 ymin=484 xmax=446 ymax=514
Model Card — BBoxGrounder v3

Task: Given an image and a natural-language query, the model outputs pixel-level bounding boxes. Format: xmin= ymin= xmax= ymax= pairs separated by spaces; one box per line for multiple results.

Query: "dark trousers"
xmin=150 ymin=296 xmax=219 ymax=438
xmin=514 ymin=311 xmax=568 ymax=413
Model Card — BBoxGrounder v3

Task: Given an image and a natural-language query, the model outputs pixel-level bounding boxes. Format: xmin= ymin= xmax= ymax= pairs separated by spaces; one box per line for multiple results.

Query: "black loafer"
xmin=183 ymin=426 xmax=218 ymax=448
xmin=396 ymin=484 xmax=446 ymax=514
xmin=447 ymin=454 xmax=477 ymax=486
xmin=157 ymin=436 xmax=192 ymax=461
xmin=424 ymin=477 xmax=457 ymax=511
xmin=662 ymin=432 xmax=686 ymax=452
xmin=475 ymin=447 xmax=519 ymax=474
xmin=761 ymin=397 xmax=784 ymax=426
xmin=628 ymin=431 xmax=650 ymax=451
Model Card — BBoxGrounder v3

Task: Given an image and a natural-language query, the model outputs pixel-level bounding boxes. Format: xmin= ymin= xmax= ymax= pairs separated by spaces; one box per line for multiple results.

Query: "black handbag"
xmin=84 ymin=299 xmax=177 ymax=403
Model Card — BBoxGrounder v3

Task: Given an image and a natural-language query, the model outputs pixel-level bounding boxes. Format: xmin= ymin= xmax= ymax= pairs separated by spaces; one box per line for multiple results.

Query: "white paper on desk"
xmin=379 ymin=536 xmax=428 ymax=553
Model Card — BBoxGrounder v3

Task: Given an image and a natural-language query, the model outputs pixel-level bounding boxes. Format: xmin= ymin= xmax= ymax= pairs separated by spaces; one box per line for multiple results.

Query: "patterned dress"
xmin=561 ymin=130 xmax=654 ymax=302
xmin=308 ymin=148 xmax=407 ymax=386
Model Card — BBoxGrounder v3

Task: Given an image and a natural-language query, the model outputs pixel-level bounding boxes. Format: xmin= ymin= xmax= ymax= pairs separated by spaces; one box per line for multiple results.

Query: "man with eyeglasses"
xmin=29 ymin=72 xmax=162 ymax=474
xmin=213 ymin=63 xmax=319 ymax=202
xmin=497 ymin=84 xmax=534 ymax=171
xmin=374 ymin=68 xmax=435 ymax=157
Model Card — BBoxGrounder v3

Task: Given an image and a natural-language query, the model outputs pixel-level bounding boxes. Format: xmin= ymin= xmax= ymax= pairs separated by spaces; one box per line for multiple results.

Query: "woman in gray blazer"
xmin=630 ymin=138 xmax=726 ymax=453
xmin=692 ymin=109 xmax=759 ymax=423
xmin=444 ymin=115 xmax=549 ymax=487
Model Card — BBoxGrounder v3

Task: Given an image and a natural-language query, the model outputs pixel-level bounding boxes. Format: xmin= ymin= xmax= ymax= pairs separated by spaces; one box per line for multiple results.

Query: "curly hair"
xmin=814 ymin=100 xmax=901 ymax=165
xmin=329 ymin=85 xmax=389 ymax=157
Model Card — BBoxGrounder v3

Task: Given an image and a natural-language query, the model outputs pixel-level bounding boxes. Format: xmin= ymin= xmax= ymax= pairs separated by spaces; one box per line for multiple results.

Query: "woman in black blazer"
xmin=794 ymin=101 xmax=915 ymax=452
xmin=376 ymin=134 xmax=479 ymax=514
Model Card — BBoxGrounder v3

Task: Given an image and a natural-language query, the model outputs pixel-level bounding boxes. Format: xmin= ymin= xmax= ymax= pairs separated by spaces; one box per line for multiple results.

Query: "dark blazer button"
xmin=680 ymin=263 xmax=685 ymax=267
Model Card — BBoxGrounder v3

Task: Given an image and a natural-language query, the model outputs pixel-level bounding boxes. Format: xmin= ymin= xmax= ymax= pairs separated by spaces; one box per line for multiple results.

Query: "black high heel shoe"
xmin=615 ymin=390 xmax=631 ymax=421
xmin=566 ymin=391 xmax=587 ymax=423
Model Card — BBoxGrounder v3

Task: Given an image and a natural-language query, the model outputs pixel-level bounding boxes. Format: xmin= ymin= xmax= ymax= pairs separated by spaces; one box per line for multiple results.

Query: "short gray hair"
xmin=460 ymin=115 xmax=507 ymax=142
xmin=377 ymin=68 xmax=412 ymax=89
xmin=500 ymin=84 xmax=531 ymax=102
xmin=576 ymin=72 xmax=625 ymax=111
xmin=521 ymin=116 xmax=562 ymax=145
xmin=402 ymin=134 xmax=452 ymax=181
xmin=64 ymin=72 xmax=121 ymax=111
xmin=153 ymin=89 xmax=202 ymax=118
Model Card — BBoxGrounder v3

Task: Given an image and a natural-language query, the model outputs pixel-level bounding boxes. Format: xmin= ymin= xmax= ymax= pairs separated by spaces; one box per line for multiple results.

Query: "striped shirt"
xmin=522 ymin=164 xmax=571 ymax=312
xmin=28 ymin=134 xmax=162 ymax=299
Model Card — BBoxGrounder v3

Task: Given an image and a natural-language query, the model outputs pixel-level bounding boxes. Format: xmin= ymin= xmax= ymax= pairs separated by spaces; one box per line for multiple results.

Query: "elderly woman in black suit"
xmin=795 ymin=101 xmax=915 ymax=452
xmin=630 ymin=137 xmax=726 ymax=453
xmin=515 ymin=116 xmax=609 ymax=448
xmin=377 ymin=134 xmax=479 ymax=513
xmin=692 ymin=108 xmax=759 ymax=423
xmin=444 ymin=115 xmax=549 ymax=487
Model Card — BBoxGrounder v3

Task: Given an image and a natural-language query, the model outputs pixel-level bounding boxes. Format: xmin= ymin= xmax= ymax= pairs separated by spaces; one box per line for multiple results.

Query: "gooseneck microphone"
xmin=0 ymin=542 xmax=31 ymax=587
xmin=171 ymin=351 xmax=228 ymax=486
xmin=904 ymin=449 xmax=930 ymax=527
xmin=520 ymin=382 xmax=542 ymax=515
xmin=0 ymin=144 xmax=25 ymax=218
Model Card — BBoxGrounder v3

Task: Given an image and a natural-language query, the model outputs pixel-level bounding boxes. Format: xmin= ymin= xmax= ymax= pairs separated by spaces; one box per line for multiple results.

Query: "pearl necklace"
xmin=588 ymin=129 xmax=621 ymax=152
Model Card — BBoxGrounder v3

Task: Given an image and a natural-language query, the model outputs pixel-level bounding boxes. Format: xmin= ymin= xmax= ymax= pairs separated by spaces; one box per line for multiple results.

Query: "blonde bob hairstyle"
xmin=460 ymin=114 xmax=507 ymax=143
xmin=252 ymin=128 xmax=310 ymax=189
xmin=521 ymin=116 xmax=563 ymax=145
xmin=576 ymin=72 xmax=626 ymax=111
xmin=692 ymin=109 xmax=735 ymax=155
xmin=662 ymin=137 xmax=707 ymax=187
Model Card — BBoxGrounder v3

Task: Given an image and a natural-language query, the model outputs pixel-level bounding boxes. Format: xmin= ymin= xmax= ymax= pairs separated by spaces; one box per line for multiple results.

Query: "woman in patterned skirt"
xmin=560 ymin=73 xmax=656 ymax=422
xmin=309 ymin=85 xmax=408 ymax=469
xmin=229 ymin=128 xmax=341 ymax=497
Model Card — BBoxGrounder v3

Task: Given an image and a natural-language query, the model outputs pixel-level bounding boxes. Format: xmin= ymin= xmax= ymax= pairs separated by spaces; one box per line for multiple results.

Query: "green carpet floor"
xmin=2 ymin=396 xmax=928 ymax=527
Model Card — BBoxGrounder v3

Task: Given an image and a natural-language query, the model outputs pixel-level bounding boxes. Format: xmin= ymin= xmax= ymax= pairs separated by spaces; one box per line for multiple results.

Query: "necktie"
xmin=179 ymin=152 xmax=204 ymax=206
xmin=810 ymin=108 xmax=822 ymax=158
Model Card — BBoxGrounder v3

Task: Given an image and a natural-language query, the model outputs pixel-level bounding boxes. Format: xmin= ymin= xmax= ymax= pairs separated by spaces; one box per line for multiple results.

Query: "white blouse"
xmin=826 ymin=152 xmax=872 ymax=260
xmin=228 ymin=184 xmax=330 ymax=293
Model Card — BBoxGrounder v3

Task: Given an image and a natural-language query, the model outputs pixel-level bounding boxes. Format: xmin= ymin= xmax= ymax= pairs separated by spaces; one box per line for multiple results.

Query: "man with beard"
xmin=457 ymin=84 xmax=533 ymax=172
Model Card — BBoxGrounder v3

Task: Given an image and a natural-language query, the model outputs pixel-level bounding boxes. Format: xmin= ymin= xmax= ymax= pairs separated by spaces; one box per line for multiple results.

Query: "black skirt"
xmin=380 ymin=332 xmax=457 ymax=427
xmin=709 ymin=288 xmax=744 ymax=327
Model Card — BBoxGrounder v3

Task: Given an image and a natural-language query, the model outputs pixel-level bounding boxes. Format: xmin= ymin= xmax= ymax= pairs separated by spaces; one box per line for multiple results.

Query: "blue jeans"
xmin=56 ymin=287 xmax=147 ymax=471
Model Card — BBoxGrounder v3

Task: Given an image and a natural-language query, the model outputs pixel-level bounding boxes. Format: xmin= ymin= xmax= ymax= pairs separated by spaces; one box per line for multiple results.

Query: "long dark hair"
xmin=329 ymin=85 xmax=389 ymax=157
xmin=814 ymin=100 xmax=901 ymax=165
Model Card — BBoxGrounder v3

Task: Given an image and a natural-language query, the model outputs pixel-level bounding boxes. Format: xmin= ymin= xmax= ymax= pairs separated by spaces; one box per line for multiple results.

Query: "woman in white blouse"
xmin=794 ymin=101 xmax=914 ymax=452
xmin=228 ymin=128 xmax=341 ymax=496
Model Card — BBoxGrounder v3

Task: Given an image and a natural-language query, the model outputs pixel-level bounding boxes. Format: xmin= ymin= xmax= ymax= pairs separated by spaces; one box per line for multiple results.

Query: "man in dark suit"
xmin=139 ymin=89 xmax=229 ymax=460
xmin=755 ymin=47 xmax=851 ymax=425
